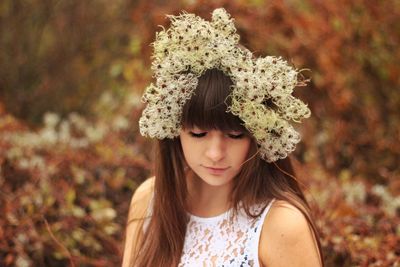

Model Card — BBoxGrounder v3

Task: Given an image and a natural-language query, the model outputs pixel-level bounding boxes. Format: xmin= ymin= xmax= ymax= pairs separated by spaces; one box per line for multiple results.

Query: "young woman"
xmin=123 ymin=8 xmax=323 ymax=267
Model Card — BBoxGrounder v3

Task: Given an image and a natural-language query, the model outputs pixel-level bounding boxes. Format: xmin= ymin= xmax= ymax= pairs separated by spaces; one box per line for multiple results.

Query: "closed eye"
xmin=189 ymin=131 xmax=207 ymax=138
xmin=228 ymin=133 xmax=245 ymax=139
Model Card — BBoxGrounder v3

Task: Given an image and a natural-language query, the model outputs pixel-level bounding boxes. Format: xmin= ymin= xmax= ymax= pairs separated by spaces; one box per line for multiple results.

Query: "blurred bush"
xmin=0 ymin=98 xmax=153 ymax=266
xmin=0 ymin=0 xmax=139 ymax=124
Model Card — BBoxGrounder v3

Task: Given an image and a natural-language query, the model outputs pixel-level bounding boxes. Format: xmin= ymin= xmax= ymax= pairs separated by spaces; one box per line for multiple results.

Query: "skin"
xmin=122 ymin=128 xmax=322 ymax=267
xmin=179 ymin=127 xmax=251 ymax=217
xmin=259 ymin=200 xmax=322 ymax=267
xmin=121 ymin=177 xmax=153 ymax=267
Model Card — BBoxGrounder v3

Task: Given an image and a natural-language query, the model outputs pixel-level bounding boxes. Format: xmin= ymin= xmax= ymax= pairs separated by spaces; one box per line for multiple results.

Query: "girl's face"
xmin=180 ymin=126 xmax=251 ymax=187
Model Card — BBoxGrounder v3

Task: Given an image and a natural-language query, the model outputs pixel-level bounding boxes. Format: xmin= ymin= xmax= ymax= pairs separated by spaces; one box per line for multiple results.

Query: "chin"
xmin=199 ymin=174 xmax=234 ymax=187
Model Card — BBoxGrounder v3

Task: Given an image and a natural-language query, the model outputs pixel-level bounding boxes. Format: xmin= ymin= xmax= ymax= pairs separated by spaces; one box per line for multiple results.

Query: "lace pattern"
xmin=179 ymin=200 xmax=275 ymax=267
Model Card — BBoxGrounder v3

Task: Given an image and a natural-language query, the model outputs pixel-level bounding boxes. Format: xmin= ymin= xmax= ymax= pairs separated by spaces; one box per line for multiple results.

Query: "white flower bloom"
xmin=59 ymin=121 xmax=71 ymax=143
xmin=40 ymin=128 xmax=58 ymax=145
xmin=85 ymin=124 xmax=107 ymax=143
xmin=43 ymin=112 xmax=60 ymax=128
xmin=372 ymin=184 xmax=400 ymax=217
xmin=139 ymin=8 xmax=311 ymax=162
xmin=112 ymin=116 xmax=129 ymax=131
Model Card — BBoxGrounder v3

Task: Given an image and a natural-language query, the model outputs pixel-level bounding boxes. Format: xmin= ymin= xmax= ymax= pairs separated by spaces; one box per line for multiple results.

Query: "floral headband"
xmin=139 ymin=8 xmax=311 ymax=162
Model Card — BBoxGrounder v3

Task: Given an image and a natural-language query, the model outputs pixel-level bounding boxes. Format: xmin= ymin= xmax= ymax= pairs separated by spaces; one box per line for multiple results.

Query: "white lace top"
xmin=178 ymin=199 xmax=275 ymax=267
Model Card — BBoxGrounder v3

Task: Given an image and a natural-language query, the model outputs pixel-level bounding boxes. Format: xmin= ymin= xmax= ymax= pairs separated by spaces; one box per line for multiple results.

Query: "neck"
xmin=186 ymin=171 xmax=233 ymax=217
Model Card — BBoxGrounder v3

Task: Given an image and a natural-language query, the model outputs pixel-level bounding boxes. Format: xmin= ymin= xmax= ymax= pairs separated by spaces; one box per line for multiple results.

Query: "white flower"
xmin=139 ymin=8 xmax=311 ymax=162
xmin=43 ymin=112 xmax=60 ymax=128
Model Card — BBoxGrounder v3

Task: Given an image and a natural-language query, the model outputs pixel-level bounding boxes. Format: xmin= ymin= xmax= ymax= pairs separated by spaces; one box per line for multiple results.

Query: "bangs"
xmin=181 ymin=69 xmax=247 ymax=132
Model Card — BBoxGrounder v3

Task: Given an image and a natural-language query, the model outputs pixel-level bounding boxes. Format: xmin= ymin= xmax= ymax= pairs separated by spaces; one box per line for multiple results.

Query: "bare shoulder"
xmin=133 ymin=176 xmax=155 ymax=199
xmin=259 ymin=200 xmax=321 ymax=267
xmin=130 ymin=177 xmax=155 ymax=205
xmin=265 ymin=200 xmax=309 ymax=233
xmin=128 ymin=176 xmax=155 ymax=220
xmin=122 ymin=177 xmax=155 ymax=267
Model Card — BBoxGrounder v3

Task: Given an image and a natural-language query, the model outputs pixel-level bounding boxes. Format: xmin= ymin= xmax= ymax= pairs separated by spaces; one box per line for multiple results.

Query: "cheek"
xmin=241 ymin=149 xmax=250 ymax=162
xmin=237 ymin=140 xmax=252 ymax=162
xmin=180 ymin=136 xmax=195 ymax=163
xmin=180 ymin=138 xmax=188 ymax=157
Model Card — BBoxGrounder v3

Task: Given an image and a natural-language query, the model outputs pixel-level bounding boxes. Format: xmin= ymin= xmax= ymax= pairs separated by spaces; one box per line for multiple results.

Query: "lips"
xmin=203 ymin=165 xmax=230 ymax=175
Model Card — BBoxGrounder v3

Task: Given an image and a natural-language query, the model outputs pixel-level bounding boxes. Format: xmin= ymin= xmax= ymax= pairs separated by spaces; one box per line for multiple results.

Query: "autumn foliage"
xmin=0 ymin=0 xmax=399 ymax=266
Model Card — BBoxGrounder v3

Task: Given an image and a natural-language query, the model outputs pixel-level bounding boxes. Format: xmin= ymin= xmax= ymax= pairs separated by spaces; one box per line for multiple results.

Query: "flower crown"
xmin=139 ymin=8 xmax=311 ymax=162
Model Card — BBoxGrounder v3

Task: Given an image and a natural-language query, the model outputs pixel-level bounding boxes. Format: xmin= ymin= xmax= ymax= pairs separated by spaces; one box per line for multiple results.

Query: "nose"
xmin=205 ymin=134 xmax=225 ymax=163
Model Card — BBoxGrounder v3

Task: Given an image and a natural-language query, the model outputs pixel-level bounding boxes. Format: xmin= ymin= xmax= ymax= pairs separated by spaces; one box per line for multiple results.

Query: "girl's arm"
xmin=259 ymin=200 xmax=322 ymax=267
xmin=121 ymin=177 xmax=154 ymax=267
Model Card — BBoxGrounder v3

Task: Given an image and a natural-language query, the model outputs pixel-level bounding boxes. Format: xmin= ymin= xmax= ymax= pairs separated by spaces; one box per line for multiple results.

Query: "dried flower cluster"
xmin=139 ymin=8 xmax=310 ymax=162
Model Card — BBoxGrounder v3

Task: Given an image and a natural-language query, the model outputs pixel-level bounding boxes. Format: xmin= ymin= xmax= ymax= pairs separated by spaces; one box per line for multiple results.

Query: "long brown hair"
xmin=130 ymin=69 xmax=324 ymax=266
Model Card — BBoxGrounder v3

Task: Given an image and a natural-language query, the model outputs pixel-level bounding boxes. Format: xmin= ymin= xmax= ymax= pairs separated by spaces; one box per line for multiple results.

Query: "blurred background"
xmin=0 ymin=0 xmax=399 ymax=266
